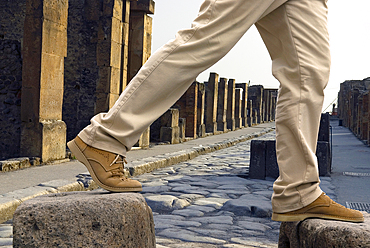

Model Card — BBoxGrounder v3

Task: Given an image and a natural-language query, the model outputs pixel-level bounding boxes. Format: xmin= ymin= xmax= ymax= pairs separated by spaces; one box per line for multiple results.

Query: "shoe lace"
xmin=109 ymin=155 xmax=128 ymax=178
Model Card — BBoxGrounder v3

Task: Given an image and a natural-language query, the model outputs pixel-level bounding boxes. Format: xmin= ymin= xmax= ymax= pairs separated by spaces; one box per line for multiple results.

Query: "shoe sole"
xmin=272 ymin=212 xmax=364 ymax=223
xmin=67 ymin=139 xmax=142 ymax=193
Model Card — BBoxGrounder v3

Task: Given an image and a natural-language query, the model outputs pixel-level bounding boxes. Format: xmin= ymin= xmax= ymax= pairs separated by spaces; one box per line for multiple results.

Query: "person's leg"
xmin=256 ymin=0 xmax=363 ymax=222
xmin=77 ymin=0 xmax=287 ymax=156
xmin=68 ymin=0 xmax=288 ymax=192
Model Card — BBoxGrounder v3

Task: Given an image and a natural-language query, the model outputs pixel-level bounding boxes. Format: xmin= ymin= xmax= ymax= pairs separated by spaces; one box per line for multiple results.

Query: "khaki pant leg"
xmin=78 ymin=0 xmax=287 ymax=156
xmin=255 ymin=0 xmax=331 ymax=213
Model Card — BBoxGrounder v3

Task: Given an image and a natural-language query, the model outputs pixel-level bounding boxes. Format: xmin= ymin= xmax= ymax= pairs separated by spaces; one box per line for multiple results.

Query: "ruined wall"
xmin=338 ymin=77 xmax=370 ymax=145
xmin=0 ymin=40 xmax=22 ymax=159
xmin=0 ymin=0 xmax=26 ymax=41
xmin=0 ymin=0 xmax=25 ymax=159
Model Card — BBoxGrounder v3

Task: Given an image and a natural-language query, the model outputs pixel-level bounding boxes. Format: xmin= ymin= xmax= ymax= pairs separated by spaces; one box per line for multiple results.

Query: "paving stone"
xmin=0 ymin=238 xmax=12 ymax=246
xmin=236 ymin=221 xmax=272 ymax=232
xmin=177 ymin=193 xmax=204 ymax=201
xmin=142 ymin=186 xmax=171 ymax=193
xmin=146 ymin=195 xmax=190 ymax=213
xmin=171 ymin=209 xmax=204 ymax=217
xmin=186 ymin=205 xmax=216 ymax=213
xmin=191 ymin=216 xmax=233 ymax=225
xmin=0 ymin=225 xmax=12 ymax=238
xmin=158 ymin=229 xmax=227 ymax=244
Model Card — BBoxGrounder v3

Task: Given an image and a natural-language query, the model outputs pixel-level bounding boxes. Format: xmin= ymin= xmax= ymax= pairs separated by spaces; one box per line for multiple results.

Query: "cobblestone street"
xmin=0 ymin=131 xmax=337 ymax=247
xmin=134 ymin=132 xmax=335 ymax=248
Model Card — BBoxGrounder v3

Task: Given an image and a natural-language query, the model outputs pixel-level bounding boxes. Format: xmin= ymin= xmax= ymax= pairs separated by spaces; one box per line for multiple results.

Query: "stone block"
xmin=41 ymin=19 xmax=67 ymax=57
xmin=227 ymin=79 xmax=236 ymax=131
xmin=40 ymin=120 xmax=67 ymax=162
xmin=316 ymin=141 xmax=331 ymax=176
xmin=250 ymin=140 xmax=330 ymax=179
xmin=279 ymin=213 xmax=370 ymax=248
xmin=13 ymin=191 xmax=155 ymax=248
xmin=130 ymin=0 xmax=155 ymax=14
xmin=198 ymin=124 xmax=206 ymax=138
xmin=265 ymin=140 xmax=279 ymax=179
xmin=318 ymin=113 xmax=330 ymax=142
xmin=161 ymin=108 xmax=179 ymax=127
xmin=249 ymin=140 xmax=266 ymax=179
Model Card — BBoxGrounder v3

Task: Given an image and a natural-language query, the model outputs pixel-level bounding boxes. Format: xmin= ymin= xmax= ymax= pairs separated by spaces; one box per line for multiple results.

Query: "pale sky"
xmin=150 ymin=0 xmax=370 ymax=112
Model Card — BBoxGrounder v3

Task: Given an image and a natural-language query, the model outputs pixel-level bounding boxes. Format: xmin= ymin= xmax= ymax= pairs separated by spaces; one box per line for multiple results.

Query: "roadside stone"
xmin=13 ymin=192 xmax=155 ymax=248
xmin=279 ymin=213 xmax=370 ymax=248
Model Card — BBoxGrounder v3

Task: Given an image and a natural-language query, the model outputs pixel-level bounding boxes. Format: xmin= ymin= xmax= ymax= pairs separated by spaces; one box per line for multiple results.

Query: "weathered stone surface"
xmin=13 ymin=191 xmax=155 ymax=248
xmin=279 ymin=212 xmax=370 ymax=248
xmin=146 ymin=195 xmax=189 ymax=213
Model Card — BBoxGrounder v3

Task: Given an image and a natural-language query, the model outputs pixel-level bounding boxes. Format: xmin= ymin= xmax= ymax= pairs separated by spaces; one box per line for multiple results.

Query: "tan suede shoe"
xmin=272 ymin=193 xmax=364 ymax=223
xmin=67 ymin=137 xmax=142 ymax=192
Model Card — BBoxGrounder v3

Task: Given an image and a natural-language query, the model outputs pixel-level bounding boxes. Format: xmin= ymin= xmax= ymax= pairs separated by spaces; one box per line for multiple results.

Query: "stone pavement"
xmin=134 ymin=132 xmax=335 ymax=248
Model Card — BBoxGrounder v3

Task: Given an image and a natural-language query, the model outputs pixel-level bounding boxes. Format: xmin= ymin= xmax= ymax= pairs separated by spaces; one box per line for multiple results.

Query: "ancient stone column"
xmin=128 ymin=0 xmax=155 ymax=148
xmin=236 ymin=83 xmax=248 ymax=127
xmin=217 ymin=78 xmax=228 ymax=132
xmin=227 ymin=79 xmax=236 ymax=131
xmin=263 ymin=89 xmax=271 ymax=122
xmin=248 ymin=85 xmax=264 ymax=124
xmin=173 ymin=82 xmax=198 ymax=139
xmin=95 ymin=0 xmax=126 ymax=113
xmin=20 ymin=0 xmax=68 ymax=162
xmin=205 ymin=73 xmax=219 ymax=134
xmin=235 ymin=88 xmax=243 ymax=129
xmin=197 ymin=82 xmax=206 ymax=137
xmin=160 ymin=109 xmax=180 ymax=144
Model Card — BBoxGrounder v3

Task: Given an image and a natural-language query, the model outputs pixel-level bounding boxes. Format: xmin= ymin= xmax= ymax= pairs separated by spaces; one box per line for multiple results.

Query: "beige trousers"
xmin=79 ymin=0 xmax=330 ymax=213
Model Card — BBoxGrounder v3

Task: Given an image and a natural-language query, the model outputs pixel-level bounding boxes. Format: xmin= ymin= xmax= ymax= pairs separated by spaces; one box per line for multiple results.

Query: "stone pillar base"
xmin=13 ymin=191 xmax=155 ymax=248
xmin=21 ymin=120 xmax=66 ymax=163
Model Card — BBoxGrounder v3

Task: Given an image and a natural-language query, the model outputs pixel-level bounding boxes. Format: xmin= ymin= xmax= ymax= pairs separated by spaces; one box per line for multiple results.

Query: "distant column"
xmin=248 ymin=85 xmax=264 ymax=124
xmin=197 ymin=82 xmax=206 ymax=137
xmin=217 ymin=78 xmax=228 ymax=132
xmin=174 ymin=82 xmax=198 ymax=139
xmin=235 ymin=88 xmax=243 ymax=129
xmin=21 ymin=0 xmax=68 ymax=162
xmin=227 ymin=79 xmax=236 ymax=131
xmin=236 ymin=83 xmax=248 ymax=127
xmin=247 ymin=99 xmax=253 ymax=126
xmin=205 ymin=73 xmax=218 ymax=134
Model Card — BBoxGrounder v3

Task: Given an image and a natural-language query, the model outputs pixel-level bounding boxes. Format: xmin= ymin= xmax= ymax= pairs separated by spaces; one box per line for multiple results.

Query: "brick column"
xmin=197 ymin=82 xmax=206 ymax=137
xmin=217 ymin=78 xmax=228 ymax=132
xmin=235 ymin=88 xmax=243 ymax=129
xmin=174 ymin=82 xmax=198 ymax=139
xmin=21 ymin=0 xmax=68 ymax=162
xmin=227 ymin=79 xmax=236 ymax=131
xmin=128 ymin=0 xmax=155 ymax=148
xmin=236 ymin=83 xmax=248 ymax=127
xmin=205 ymin=73 xmax=218 ymax=134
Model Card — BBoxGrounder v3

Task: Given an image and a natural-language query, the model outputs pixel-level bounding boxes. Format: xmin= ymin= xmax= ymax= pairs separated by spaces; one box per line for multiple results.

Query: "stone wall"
xmin=0 ymin=40 xmax=22 ymax=159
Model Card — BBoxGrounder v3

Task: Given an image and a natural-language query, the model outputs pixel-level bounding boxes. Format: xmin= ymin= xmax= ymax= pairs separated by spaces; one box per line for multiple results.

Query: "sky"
xmin=150 ymin=0 xmax=370 ymax=112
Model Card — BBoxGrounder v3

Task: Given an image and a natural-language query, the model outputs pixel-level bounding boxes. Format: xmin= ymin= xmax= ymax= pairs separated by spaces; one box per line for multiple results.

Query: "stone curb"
xmin=0 ymin=127 xmax=273 ymax=224
xmin=127 ymin=127 xmax=274 ymax=176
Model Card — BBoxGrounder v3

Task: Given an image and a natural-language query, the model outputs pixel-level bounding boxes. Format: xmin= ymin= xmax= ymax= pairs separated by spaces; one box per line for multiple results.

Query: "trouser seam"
xmin=284 ymin=4 xmax=312 ymax=205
